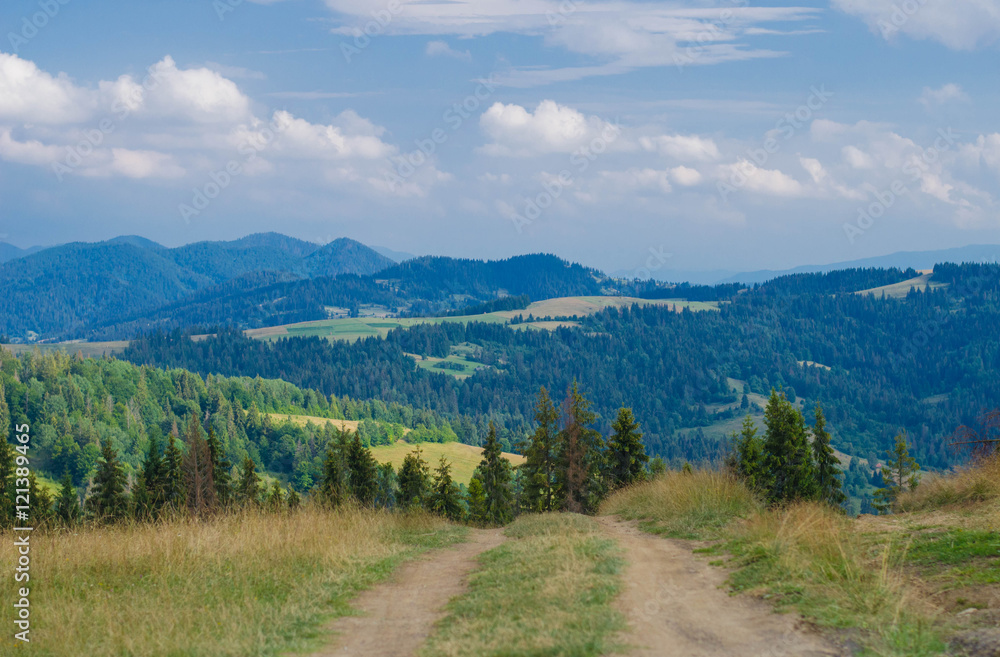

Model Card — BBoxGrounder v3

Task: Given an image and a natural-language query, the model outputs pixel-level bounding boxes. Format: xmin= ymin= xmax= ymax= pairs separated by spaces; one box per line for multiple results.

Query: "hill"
xmin=0 ymin=241 xmax=45 ymax=262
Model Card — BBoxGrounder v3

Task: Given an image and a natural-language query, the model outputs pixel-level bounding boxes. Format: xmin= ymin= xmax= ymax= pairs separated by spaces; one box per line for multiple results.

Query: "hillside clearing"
xmin=370 ymin=441 xmax=525 ymax=486
xmin=856 ymin=273 xmax=948 ymax=299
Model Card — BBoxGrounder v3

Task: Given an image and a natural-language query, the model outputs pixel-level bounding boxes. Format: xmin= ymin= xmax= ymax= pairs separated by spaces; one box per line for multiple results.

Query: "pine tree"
xmin=521 ymin=387 xmax=561 ymax=512
xmin=873 ymin=432 xmax=920 ymax=514
xmin=476 ymin=422 xmax=513 ymax=525
xmin=762 ymin=390 xmax=817 ymax=504
xmin=319 ymin=442 xmax=346 ymax=507
xmin=182 ymin=415 xmax=216 ymax=515
xmin=812 ymin=405 xmax=846 ymax=507
xmin=236 ymin=456 xmax=263 ymax=506
xmin=88 ymin=441 xmax=129 ymax=522
xmin=163 ymin=430 xmax=185 ymax=509
xmin=466 ymin=477 xmax=488 ymax=525
xmin=205 ymin=427 xmax=232 ymax=508
xmin=648 ymin=457 xmax=667 ymax=478
xmin=429 ymin=457 xmax=463 ymax=521
xmin=136 ymin=433 xmax=165 ymax=517
xmin=28 ymin=472 xmax=53 ymax=524
xmin=346 ymin=433 xmax=378 ymax=506
xmin=266 ymin=480 xmax=285 ymax=510
xmin=397 ymin=447 xmax=430 ymax=509
xmin=55 ymin=471 xmax=81 ymax=525
xmin=729 ymin=415 xmax=765 ymax=491
xmin=606 ymin=407 xmax=648 ymax=489
xmin=375 ymin=462 xmax=397 ymax=509
xmin=557 ymin=383 xmax=605 ymax=513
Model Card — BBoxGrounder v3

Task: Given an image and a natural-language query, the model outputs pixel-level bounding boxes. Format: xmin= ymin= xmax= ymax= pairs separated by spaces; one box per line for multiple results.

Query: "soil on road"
xmin=598 ymin=517 xmax=844 ymax=657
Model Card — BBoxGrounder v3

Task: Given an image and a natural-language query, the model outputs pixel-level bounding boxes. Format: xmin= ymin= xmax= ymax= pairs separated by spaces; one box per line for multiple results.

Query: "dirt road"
xmin=598 ymin=517 xmax=844 ymax=657
xmin=310 ymin=528 xmax=505 ymax=657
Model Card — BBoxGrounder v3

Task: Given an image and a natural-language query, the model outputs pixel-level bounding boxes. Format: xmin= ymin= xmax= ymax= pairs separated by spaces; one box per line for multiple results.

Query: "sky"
xmin=1 ymin=0 xmax=999 ymax=276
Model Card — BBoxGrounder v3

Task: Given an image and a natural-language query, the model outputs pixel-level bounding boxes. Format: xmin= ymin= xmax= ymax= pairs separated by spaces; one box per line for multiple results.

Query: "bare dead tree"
xmin=950 ymin=409 xmax=1000 ymax=461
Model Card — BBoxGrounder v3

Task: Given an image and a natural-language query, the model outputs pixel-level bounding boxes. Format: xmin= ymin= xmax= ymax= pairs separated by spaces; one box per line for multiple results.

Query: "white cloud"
xmin=425 ymin=40 xmax=472 ymax=60
xmin=479 ymin=100 xmax=619 ymax=156
xmin=842 ymin=145 xmax=875 ymax=169
xmin=919 ymin=83 xmax=971 ymax=108
xmin=670 ymin=165 xmax=702 ymax=186
xmin=0 ymin=52 xmax=94 ymax=124
xmin=832 ymin=0 xmax=1000 ymax=50
xmin=640 ymin=134 xmax=720 ymax=162
xmin=716 ymin=160 xmax=805 ymax=197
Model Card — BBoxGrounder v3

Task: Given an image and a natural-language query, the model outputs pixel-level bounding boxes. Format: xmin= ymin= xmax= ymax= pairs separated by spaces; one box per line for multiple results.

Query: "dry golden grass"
xmin=600 ymin=469 xmax=761 ymax=539
xmin=897 ymin=453 xmax=1000 ymax=513
xmin=0 ymin=506 xmax=464 ymax=656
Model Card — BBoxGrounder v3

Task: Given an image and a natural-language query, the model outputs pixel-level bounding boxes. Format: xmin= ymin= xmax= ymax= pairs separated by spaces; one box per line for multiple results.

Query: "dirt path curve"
xmin=598 ymin=517 xmax=844 ymax=657
xmin=309 ymin=528 xmax=505 ymax=657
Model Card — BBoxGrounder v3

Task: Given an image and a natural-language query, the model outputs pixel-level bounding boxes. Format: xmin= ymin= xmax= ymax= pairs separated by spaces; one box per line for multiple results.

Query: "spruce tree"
xmin=287 ymin=487 xmax=301 ymax=509
xmin=557 ymin=383 xmax=605 ymax=513
xmin=873 ymin=432 xmax=920 ymax=514
xmin=762 ymin=390 xmax=818 ymax=504
xmin=137 ymin=433 xmax=165 ymax=517
xmin=0 ymin=383 xmax=13 ymax=528
xmin=375 ymin=462 xmax=397 ymax=509
xmin=28 ymin=473 xmax=54 ymax=524
xmin=476 ymin=423 xmax=514 ymax=525
xmin=729 ymin=415 xmax=765 ymax=491
xmin=429 ymin=457 xmax=463 ymax=521
xmin=205 ymin=427 xmax=232 ymax=508
xmin=466 ymin=477 xmax=488 ymax=525
xmin=397 ymin=447 xmax=430 ymax=509
xmin=182 ymin=415 xmax=216 ymax=515
xmin=319 ymin=442 xmax=346 ymax=507
xmin=88 ymin=441 xmax=129 ymax=522
xmin=648 ymin=457 xmax=667 ymax=478
xmin=163 ymin=431 xmax=185 ymax=509
xmin=236 ymin=456 xmax=263 ymax=506
xmin=266 ymin=480 xmax=285 ymax=510
xmin=812 ymin=405 xmax=846 ymax=507
xmin=606 ymin=407 xmax=648 ymax=489
xmin=346 ymin=433 xmax=378 ymax=506
xmin=55 ymin=471 xmax=81 ymax=525
xmin=521 ymin=387 xmax=561 ymax=512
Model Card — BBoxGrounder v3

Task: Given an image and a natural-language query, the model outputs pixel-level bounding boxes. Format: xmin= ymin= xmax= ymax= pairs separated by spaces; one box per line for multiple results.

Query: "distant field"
xmin=856 ymin=273 xmax=948 ymax=299
xmin=245 ymin=296 xmax=716 ymax=343
xmin=408 ymin=352 xmax=485 ymax=379
xmin=1 ymin=341 xmax=128 ymax=358
xmin=370 ymin=440 xmax=525 ymax=486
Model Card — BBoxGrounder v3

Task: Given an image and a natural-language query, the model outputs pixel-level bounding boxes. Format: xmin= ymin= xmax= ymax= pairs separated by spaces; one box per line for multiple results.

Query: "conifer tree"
xmin=346 ymin=433 xmax=378 ymax=506
xmin=397 ymin=447 xmax=430 ymax=509
xmin=287 ymin=487 xmax=301 ymax=509
xmin=873 ymin=431 xmax=920 ymax=514
xmin=521 ymin=387 xmax=561 ymax=512
xmin=429 ymin=457 xmax=463 ymax=521
xmin=606 ymin=407 xmax=648 ymax=489
xmin=648 ymin=457 xmax=667 ymax=478
xmin=163 ymin=431 xmax=185 ymax=509
xmin=28 ymin=472 xmax=53 ymax=524
xmin=236 ymin=456 xmax=263 ymax=506
xmin=136 ymin=433 xmax=164 ymax=517
xmin=205 ymin=427 xmax=232 ymax=508
xmin=762 ymin=390 xmax=817 ymax=504
xmin=557 ymin=383 xmax=605 ymax=513
xmin=55 ymin=471 xmax=81 ymax=525
xmin=812 ymin=405 xmax=846 ymax=507
xmin=476 ymin=422 xmax=514 ymax=525
xmin=88 ymin=441 xmax=129 ymax=521
xmin=267 ymin=480 xmax=285 ymax=509
xmin=375 ymin=462 xmax=397 ymax=509
xmin=319 ymin=442 xmax=346 ymax=507
xmin=729 ymin=415 xmax=765 ymax=491
xmin=182 ymin=415 xmax=216 ymax=515
xmin=0 ymin=436 xmax=13 ymax=529
xmin=466 ymin=477 xmax=488 ymax=525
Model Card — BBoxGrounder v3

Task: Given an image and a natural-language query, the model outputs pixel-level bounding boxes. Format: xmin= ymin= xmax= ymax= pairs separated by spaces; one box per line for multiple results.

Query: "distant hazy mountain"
xmin=0 ymin=242 xmax=45 ymax=263
xmin=0 ymin=234 xmax=396 ymax=339
xmin=372 ymin=245 xmax=418 ymax=263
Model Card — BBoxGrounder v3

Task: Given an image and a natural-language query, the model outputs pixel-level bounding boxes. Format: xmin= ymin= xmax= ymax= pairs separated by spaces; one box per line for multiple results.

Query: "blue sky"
xmin=1 ymin=0 xmax=999 ymax=275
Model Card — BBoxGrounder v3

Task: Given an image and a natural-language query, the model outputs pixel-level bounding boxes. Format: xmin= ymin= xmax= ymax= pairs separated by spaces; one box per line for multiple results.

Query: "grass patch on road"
xmin=421 ymin=514 xmax=624 ymax=657
xmin=0 ymin=507 xmax=465 ymax=657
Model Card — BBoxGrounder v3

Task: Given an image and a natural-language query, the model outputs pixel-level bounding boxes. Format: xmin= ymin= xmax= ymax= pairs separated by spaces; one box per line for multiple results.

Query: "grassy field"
xmin=0 ymin=507 xmax=465 ymax=657
xmin=420 ymin=514 xmax=624 ymax=657
xmin=370 ymin=441 xmax=525 ymax=486
xmin=857 ymin=272 xmax=949 ymax=299
xmin=603 ymin=459 xmax=1000 ymax=656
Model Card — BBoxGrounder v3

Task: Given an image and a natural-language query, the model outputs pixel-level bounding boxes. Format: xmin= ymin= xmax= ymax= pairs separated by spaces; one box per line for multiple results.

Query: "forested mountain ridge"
xmin=0 ymin=234 xmax=395 ymax=339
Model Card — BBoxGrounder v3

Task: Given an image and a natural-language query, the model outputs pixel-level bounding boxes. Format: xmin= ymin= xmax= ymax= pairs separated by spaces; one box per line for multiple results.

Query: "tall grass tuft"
xmin=600 ymin=469 xmax=762 ymax=539
xmin=897 ymin=453 xmax=1000 ymax=512
xmin=0 ymin=505 xmax=463 ymax=657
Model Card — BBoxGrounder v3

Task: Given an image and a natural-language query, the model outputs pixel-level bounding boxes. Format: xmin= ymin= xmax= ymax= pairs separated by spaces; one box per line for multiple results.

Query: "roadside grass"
xmin=421 ymin=514 xmax=624 ymax=657
xmin=601 ymin=470 xmax=954 ymax=656
xmin=0 ymin=506 xmax=465 ymax=657
xmin=897 ymin=454 xmax=1000 ymax=512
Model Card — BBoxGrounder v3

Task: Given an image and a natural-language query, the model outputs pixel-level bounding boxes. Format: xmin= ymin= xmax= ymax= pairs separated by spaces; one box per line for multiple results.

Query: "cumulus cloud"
xmin=0 ymin=52 xmax=94 ymax=124
xmin=479 ymin=100 xmax=620 ymax=156
xmin=832 ymin=0 xmax=1000 ymax=50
